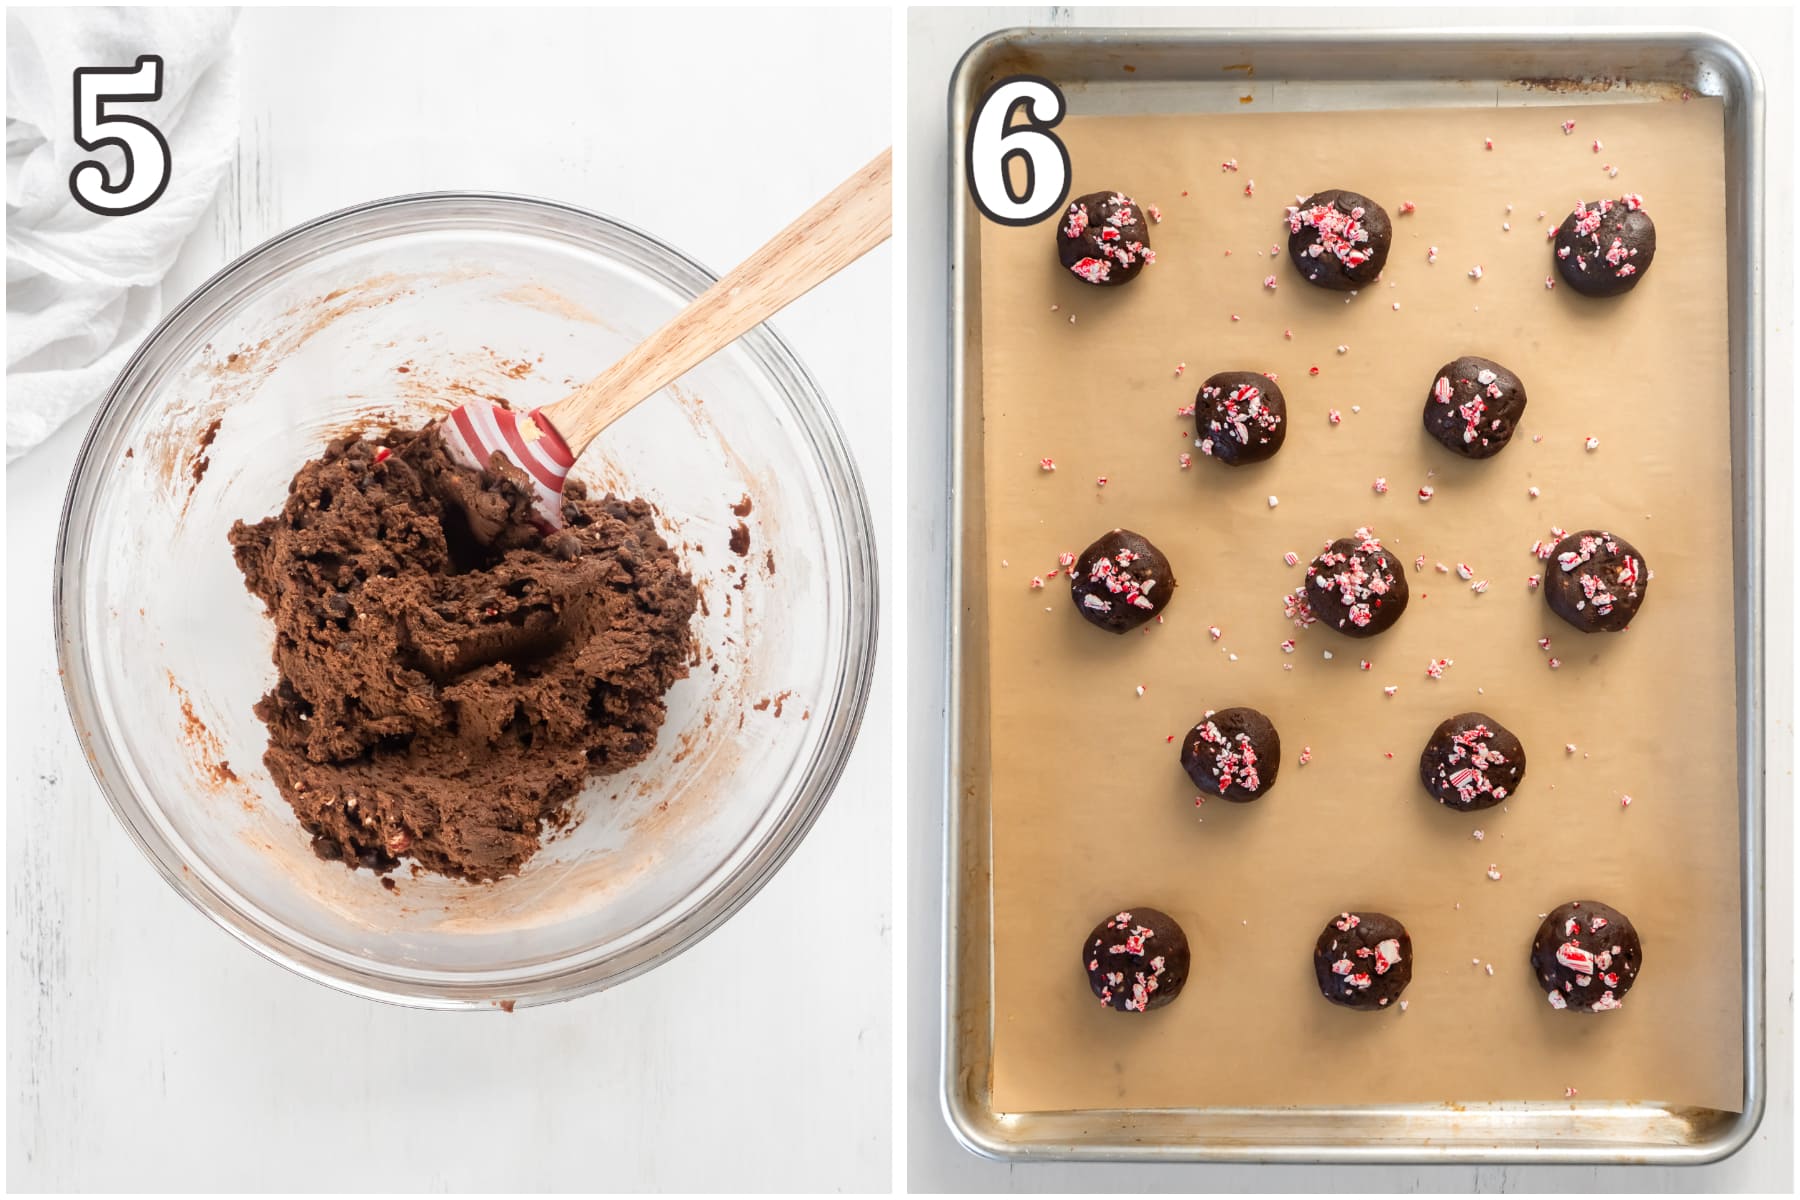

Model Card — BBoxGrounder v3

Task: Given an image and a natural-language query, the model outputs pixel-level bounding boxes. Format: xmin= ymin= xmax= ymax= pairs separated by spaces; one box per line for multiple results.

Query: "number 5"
xmin=965 ymin=75 xmax=1071 ymax=227
xmin=69 ymin=54 xmax=172 ymax=217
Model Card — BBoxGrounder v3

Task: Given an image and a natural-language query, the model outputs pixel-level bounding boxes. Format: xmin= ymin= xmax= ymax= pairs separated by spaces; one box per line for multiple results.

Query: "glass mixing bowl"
xmin=54 ymin=193 xmax=878 ymax=1007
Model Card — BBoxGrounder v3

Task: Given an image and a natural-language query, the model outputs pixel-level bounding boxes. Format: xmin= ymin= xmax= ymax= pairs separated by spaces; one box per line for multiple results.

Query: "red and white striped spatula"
xmin=441 ymin=148 xmax=892 ymax=527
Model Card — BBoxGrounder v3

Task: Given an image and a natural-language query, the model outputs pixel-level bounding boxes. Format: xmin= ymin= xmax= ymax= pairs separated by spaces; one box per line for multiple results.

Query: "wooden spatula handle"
xmin=537 ymin=147 xmax=892 ymax=456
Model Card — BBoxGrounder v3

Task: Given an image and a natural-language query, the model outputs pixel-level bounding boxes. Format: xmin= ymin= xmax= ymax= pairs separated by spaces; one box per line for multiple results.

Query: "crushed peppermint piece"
xmin=1263 ymin=274 xmax=1278 ymax=290
xmin=1283 ymin=551 xmax=1300 ymax=567
xmin=1383 ymin=685 xmax=1398 ymax=697
xmin=1562 ymin=119 xmax=1577 ymax=134
xmin=1039 ymin=457 xmax=1056 ymax=472
xmin=1546 ymin=275 xmax=1557 ymax=290
xmin=1322 ymin=650 xmax=1333 ymax=660
xmin=1372 ymin=477 xmax=1389 ymax=494
xmin=1468 ymin=265 xmax=1484 ymax=280
xmin=1538 ymin=636 xmax=1552 ymax=650
xmin=1473 ymin=829 xmax=1485 ymax=841
xmin=1585 ymin=436 xmax=1600 ymax=451
xmin=1427 ymin=245 xmax=1439 ymax=264
xmin=1337 ymin=344 xmax=1349 ymax=355
xmin=1418 ymin=485 xmax=1435 ymax=502
xmin=1147 ymin=203 xmax=1163 ymax=224
xmin=1425 ymin=657 xmax=1453 ymax=679
xmin=1359 ymin=659 xmax=1372 ymax=671
xmin=1179 ymin=452 xmax=1193 ymax=469
xmin=1096 ymin=475 xmax=1108 ymax=487
xmin=1485 ymin=963 xmax=1495 ymax=976
xmin=1484 ymin=137 xmax=1494 ymax=150
xmin=1548 ymin=657 xmax=1563 ymax=670
xmin=1471 ymin=579 xmax=1489 ymax=593
xmin=1243 ymin=180 xmax=1255 ymax=197
xmin=1281 ymin=639 xmax=1296 ymax=654
xmin=1527 ymin=573 xmax=1542 ymax=588
xmin=1528 ymin=486 xmax=1540 ymax=498
xmin=1135 ymin=685 xmax=1145 ymax=697
xmin=1398 ymin=200 xmax=1417 ymax=214
xmin=1267 ymin=495 xmax=1279 ymax=508
xmin=1029 ymin=576 xmax=1044 ymax=590
xmin=1309 ymin=366 xmax=1320 ymax=376
xmin=1221 ymin=158 xmax=1238 ymax=172
xmin=1328 ymin=408 xmax=1342 ymax=425
xmin=1174 ymin=361 xmax=1186 ymax=377
xmin=1487 ymin=864 xmax=1502 ymax=881
xmin=1284 ymin=328 xmax=1294 ymax=339
xmin=1592 ymin=139 xmax=1603 ymax=153
xmin=1209 ymin=625 xmax=1223 ymax=641
xmin=1456 ymin=563 xmax=1474 ymax=581
xmin=1621 ymin=794 xmax=1632 ymax=808
xmin=1566 ymin=1086 xmax=1580 ymax=1098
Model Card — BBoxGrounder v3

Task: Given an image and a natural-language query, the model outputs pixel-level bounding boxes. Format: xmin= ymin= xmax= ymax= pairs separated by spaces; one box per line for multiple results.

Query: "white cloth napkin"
xmin=6 ymin=7 xmax=238 ymax=460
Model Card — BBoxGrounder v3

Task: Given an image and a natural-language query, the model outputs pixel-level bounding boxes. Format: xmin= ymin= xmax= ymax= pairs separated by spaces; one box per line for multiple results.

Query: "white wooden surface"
xmin=7 ymin=9 xmax=892 ymax=1191
xmin=904 ymin=5 xmax=1795 ymax=1192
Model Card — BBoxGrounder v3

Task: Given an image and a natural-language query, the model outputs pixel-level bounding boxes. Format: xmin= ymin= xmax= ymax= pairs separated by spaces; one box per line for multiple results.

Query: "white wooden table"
xmin=903 ymin=6 xmax=1794 ymax=1191
xmin=7 ymin=8 xmax=893 ymax=1191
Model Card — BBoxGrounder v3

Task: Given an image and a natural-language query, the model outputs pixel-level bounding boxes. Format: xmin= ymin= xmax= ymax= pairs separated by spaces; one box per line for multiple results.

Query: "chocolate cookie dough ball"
xmin=1419 ymin=712 xmax=1527 ymax=811
xmin=1295 ymin=528 xmax=1409 ymax=638
xmin=1544 ymin=529 xmax=1650 ymax=633
xmin=1195 ymin=372 xmax=1287 ymax=466
xmin=1531 ymin=900 xmax=1643 ymax=1012
xmin=1423 ymin=356 xmax=1528 ymax=458
xmin=1057 ymin=190 xmax=1154 ymax=287
xmin=1285 ymin=189 xmax=1391 ymax=291
xmin=1554 ymin=195 xmax=1656 ymax=296
xmin=1070 ymin=528 xmax=1176 ymax=634
xmin=1082 ymin=906 xmax=1190 ymax=1012
xmin=1313 ymin=911 xmax=1412 ymax=1010
xmin=1181 ymin=707 xmax=1281 ymax=801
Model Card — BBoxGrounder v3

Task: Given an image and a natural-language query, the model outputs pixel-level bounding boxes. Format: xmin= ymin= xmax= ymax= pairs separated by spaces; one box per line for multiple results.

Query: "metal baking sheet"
xmin=942 ymin=27 xmax=1765 ymax=1163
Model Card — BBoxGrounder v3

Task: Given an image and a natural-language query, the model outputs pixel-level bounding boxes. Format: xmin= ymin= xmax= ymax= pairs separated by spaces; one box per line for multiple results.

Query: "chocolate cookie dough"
xmin=1290 ymin=528 xmax=1409 ymax=638
xmin=1082 ymin=906 xmax=1190 ymax=1012
xmin=1181 ymin=706 xmax=1280 ymax=801
xmin=1531 ymin=899 xmax=1643 ymax=1012
xmin=1070 ymin=528 xmax=1176 ymax=633
xmin=1419 ymin=712 xmax=1526 ymax=811
xmin=1057 ymin=191 xmax=1154 ymax=287
xmin=1423 ymin=356 xmax=1528 ymax=458
xmin=1195 ymin=372 xmax=1287 ymax=466
xmin=1314 ymin=911 xmax=1412 ymax=1010
xmin=1545 ymin=529 xmax=1650 ymax=632
xmin=228 ymin=425 xmax=699 ymax=882
xmin=1285 ymin=189 xmax=1391 ymax=291
xmin=1554 ymin=195 xmax=1656 ymax=296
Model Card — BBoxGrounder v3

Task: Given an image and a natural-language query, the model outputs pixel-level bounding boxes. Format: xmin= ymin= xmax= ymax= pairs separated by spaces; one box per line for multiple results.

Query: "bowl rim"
xmin=53 ymin=190 xmax=881 ymax=1009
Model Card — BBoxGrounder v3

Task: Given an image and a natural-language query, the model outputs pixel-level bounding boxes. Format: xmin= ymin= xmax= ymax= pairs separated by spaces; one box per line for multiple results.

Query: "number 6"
xmin=69 ymin=54 xmax=172 ymax=217
xmin=965 ymin=75 xmax=1071 ymax=227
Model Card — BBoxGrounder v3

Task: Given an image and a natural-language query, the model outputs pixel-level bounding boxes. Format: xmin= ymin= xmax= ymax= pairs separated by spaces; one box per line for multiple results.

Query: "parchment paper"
xmin=978 ymin=99 xmax=1741 ymax=1113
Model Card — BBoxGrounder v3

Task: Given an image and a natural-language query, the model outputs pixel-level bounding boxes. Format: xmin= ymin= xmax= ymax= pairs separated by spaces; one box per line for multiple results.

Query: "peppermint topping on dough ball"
xmin=1181 ymin=706 xmax=1281 ymax=801
xmin=1058 ymin=191 xmax=1155 ymax=287
xmin=1082 ymin=906 xmax=1191 ymax=1012
xmin=1543 ymin=529 xmax=1650 ymax=632
xmin=1531 ymin=900 xmax=1643 ymax=1012
xmin=1553 ymin=196 xmax=1656 ymax=296
xmin=1313 ymin=910 xmax=1412 ymax=1009
xmin=1069 ymin=528 xmax=1177 ymax=634
xmin=1419 ymin=712 xmax=1527 ymax=811
xmin=1195 ymin=372 xmax=1288 ymax=466
xmin=1285 ymin=189 xmax=1392 ymax=290
xmin=1423 ymin=356 xmax=1528 ymax=458
xmin=1288 ymin=527 xmax=1410 ymax=637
